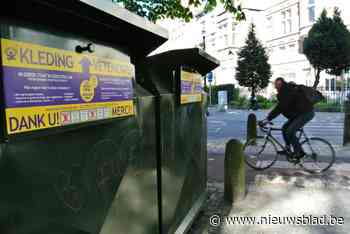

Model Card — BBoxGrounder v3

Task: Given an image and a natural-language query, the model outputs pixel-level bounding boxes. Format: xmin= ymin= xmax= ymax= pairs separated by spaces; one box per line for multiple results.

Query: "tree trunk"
xmin=250 ymin=88 xmax=257 ymax=110
xmin=313 ymin=69 xmax=321 ymax=89
xmin=251 ymin=88 xmax=256 ymax=99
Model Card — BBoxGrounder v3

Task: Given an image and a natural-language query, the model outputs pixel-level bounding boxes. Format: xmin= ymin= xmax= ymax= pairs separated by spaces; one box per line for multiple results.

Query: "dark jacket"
xmin=267 ymin=82 xmax=313 ymax=121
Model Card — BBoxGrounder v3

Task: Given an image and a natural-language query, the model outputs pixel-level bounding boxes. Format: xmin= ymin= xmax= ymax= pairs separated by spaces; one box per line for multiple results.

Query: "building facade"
xmin=155 ymin=4 xmax=244 ymax=86
xmin=156 ymin=0 xmax=350 ymax=101
xmin=265 ymin=0 xmax=350 ymax=101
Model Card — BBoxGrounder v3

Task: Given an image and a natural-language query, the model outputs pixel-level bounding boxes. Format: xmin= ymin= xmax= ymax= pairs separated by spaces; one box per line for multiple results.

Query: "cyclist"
xmin=261 ymin=77 xmax=315 ymax=159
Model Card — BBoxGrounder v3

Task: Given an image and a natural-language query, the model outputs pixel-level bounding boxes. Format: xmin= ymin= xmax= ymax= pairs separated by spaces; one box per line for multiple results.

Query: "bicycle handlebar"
xmin=258 ymin=120 xmax=302 ymax=132
xmin=258 ymin=120 xmax=273 ymax=127
xmin=257 ymin=120 xmax=283 ymax=133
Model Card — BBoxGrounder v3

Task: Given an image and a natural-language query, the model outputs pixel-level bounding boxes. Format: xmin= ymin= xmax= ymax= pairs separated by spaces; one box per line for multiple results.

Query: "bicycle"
xmin=243 ymin=121 xmax=336 ymax=174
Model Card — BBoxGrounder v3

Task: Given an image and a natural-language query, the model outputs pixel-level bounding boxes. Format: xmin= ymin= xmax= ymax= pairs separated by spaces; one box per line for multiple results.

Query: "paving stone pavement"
xmin=189 ymin=153 xmax=350 ymax=234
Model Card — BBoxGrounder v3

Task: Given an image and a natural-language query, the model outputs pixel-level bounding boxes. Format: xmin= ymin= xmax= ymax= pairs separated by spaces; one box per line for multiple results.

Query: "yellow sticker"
xmin=6 ymin=101 xmax=134 ymax=134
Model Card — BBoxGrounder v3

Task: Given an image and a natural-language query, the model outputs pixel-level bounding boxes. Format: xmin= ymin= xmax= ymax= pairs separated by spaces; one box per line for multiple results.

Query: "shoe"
xmin=277 ymin=150 xmax=289 ymax=155
xmin=294 ymin=151 xmax=306 ymax=159
xmin=290 ymin=157 xmax=301 ymax=165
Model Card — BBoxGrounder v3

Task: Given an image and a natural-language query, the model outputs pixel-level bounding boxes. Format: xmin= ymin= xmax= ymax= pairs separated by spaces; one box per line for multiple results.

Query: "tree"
xmin=112 ymin=0 xmax=245 ymax=22
xmin=235 ymin=24 xmax=271 ymax=105
xmin=303 ymin=8 xmax=350 ymax=89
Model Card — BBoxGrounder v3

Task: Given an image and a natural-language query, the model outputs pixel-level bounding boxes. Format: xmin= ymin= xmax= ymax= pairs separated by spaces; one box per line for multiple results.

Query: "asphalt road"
xmin=208 ymin=109 xmax=344 ymax=153
xmin=207 ymin=109 xmax=346 ymax=182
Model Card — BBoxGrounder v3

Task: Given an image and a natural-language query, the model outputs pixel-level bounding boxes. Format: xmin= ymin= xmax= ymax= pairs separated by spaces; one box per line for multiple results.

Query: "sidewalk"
xmin=189 ymin=146 xmax=350 ymax=234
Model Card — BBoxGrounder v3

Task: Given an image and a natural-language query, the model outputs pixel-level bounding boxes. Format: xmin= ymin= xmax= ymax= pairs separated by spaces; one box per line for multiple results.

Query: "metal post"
xmin=203 ymin=36 xmax=207 ymax=88
xmin=209 ymin=83 xmax=212 ymax=106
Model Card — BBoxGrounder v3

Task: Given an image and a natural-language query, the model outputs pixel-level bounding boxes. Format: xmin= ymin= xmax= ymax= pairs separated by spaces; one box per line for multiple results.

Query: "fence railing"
xmin=322 ymin=90 xmax=350 ymax=104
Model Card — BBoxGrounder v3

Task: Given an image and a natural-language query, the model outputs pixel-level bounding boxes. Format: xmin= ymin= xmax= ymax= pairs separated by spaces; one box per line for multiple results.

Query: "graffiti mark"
xmin=54 ymin=165 xmax=85 ymax=213
xmin=97 ymin=159 xmax=126 ymax=192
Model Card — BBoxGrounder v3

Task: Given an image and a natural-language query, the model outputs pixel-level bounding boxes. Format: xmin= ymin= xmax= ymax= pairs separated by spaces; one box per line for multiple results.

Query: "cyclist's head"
xmin=274 ymin=77 xmax=285 ymax=91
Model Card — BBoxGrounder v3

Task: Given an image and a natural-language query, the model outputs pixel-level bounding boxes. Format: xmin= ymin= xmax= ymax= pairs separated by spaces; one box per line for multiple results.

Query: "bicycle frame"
xmin=260 ymin=124 xmax=314 ymax=157
xmin=248 ymin=122 xmax=336 ymax=173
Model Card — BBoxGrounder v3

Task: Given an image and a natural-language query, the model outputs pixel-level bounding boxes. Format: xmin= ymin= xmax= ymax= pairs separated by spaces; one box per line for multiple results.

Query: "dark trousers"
xmin=282 ymin=111 xmax=315 ymax=154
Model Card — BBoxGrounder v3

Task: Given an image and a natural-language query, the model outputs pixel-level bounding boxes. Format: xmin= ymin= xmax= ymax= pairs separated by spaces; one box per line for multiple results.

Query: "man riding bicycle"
xmin=261 ymin=77 xmax=315 ymax=160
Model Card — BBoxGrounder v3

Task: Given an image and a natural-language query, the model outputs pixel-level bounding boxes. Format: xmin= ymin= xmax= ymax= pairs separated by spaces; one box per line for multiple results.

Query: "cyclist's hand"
xmin=258 ymin=119 xmax=269 ymax=127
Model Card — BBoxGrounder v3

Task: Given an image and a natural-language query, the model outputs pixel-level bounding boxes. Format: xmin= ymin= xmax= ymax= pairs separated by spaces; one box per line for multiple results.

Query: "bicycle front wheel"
xmin=243 ymin=136 xmax=278 ymax=170
xmin=300 ymin=137 xmax=336 ymax=173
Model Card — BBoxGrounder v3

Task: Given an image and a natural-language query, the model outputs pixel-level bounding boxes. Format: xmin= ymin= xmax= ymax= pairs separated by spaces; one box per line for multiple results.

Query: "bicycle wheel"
xmin=300 ymin=137 xmax=336 ymax=173
xmin=243 ymin=136 xmax=278 ymax=170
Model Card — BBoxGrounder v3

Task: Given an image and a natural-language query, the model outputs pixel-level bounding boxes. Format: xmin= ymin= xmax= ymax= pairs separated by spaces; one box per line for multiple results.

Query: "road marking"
xmin=227 ymin=111 xmax=239 ymax=115
xmin=209 ymin=120 xmax=227 ymax=126
xmin=208 ymin=128 xmax=222 ymax=134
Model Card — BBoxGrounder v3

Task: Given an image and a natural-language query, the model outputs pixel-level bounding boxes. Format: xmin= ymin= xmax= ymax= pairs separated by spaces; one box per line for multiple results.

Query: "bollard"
xmin=247 ymin=113 xmax=257 ymax=142
xmin=224 ymin=139 xmax=246 ymax=203
xmin=344 ymin=101 xmax=350 ymax=146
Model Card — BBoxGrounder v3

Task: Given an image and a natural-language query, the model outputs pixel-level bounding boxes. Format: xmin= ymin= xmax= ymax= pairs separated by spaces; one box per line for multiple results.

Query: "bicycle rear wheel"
xmin=243 ymin=137 xmax=278 ymax=170
xmin=300 ymin=137 xmax=335 ymax=173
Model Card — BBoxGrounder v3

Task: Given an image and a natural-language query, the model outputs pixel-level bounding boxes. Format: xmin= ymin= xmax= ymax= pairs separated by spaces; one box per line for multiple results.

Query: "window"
xmin=224 ymin=35 xmax=228 ymax=46
xmin=210 ymin=38 xmax=216 ymax=47
xmin=287 ymin=9 xmax=292 ymax=32
xmin=281 ymin=11 xmax=286 ymax=34
xmin=304 ymin=68 xmax=311 ymax=85
xmin=267 ymin=47 xmax=274 ymax=55
xmin=281 ymin=9 xmax=292 ymax=34
xmin=267 ymin=16 xmax=273 ymax=32
xmin=326 ymin=78 xmax=338 ymax=91
xmin=281 ymin=73 xmax=296 ymax=81
xmin=308 ymin=0 xmax=316 ymax=22
xmin=326 ymin=79 xmax=330 ymax=91
xmin=330 ymin=78 xmax=335 ymax=91
xmin=201 ymin=21 xmax=206 ymax=34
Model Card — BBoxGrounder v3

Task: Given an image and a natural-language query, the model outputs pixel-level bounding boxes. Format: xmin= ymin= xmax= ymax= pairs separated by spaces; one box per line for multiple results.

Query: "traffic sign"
xmin=207 ymin=72 xmax=213 ymax=83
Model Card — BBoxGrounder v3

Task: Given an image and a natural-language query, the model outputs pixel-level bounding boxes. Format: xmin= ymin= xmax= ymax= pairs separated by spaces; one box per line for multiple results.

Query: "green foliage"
xmin=236 ymin=24 xmax=272 ymax=98
xmin=256 ymin=95 xmax=276 ymax=109
xmin=256 ymin=95 xmax=267 ymax=103
xmin=112 ymin=0 xmax=245 ymax=22
xmin=232 ymin=87 xmax=240 ymax=100
xmin=303 ymin=8 xmax=350 ymax=88
xmin=314 ymin=100 xmax=342 ymax=112
xmin=259 ymin=101 xmax=275 ymax=109
xmin=230 ymin=95 xmax=249 ymax=109
xmin=229 ymin=94 xmax=276 ymax=109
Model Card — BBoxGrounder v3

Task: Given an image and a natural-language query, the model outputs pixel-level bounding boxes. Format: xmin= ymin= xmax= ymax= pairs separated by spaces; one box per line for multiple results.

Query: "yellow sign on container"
xmin=1 ymin=38 xmax=135 ymax=134
xmin=180 ymin=69 xmax=203 ymax=104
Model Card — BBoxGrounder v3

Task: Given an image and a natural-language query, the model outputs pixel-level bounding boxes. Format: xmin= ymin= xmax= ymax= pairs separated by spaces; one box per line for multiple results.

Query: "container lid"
xmin=147 ymin=48 xmax=220 ymax=75
xmin=4 ymin=0 xmax=168 ymax=58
